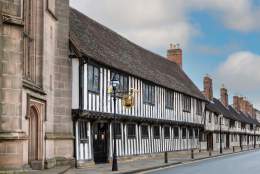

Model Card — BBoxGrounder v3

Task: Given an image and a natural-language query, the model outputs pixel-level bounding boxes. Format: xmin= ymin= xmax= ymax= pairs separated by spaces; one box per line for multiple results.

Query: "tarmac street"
xmin=147 ymin=150 xmax=260 ymax=174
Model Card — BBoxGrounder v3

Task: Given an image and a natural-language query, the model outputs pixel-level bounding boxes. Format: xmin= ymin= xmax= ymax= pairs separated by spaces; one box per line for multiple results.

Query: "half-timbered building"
xmin=69 ymin=8 xmax=207 ymax=166
xmin=203 ymin=75 xmax=260 ymax=151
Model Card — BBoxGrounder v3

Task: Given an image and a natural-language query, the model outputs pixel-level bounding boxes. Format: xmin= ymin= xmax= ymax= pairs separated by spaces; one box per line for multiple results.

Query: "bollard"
xmin=209 ymin=150 xmax=212 ymax=157
xmin=191 ymin=149 xmax=194 ymax=159
xmin=164 ymin=151 xmax=168 ymax=163
xmin=233 ymin=146 xmax=235 ymax=153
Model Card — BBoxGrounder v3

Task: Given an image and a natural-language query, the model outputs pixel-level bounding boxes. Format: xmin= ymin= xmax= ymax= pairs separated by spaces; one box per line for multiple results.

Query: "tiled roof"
xmin=69 ymin=8 xmax=206 ymax=100
xmin=206 ymin=98 xmax=260 ymax=125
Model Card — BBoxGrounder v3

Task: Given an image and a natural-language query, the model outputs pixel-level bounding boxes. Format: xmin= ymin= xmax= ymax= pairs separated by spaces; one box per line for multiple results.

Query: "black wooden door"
xmin=226 ymin=133 xmax=230 ymax=148
xmin=93 ymin=123 xmax=108 ymax=163
xmin=207 ymin=133 xmax=213 ymax=150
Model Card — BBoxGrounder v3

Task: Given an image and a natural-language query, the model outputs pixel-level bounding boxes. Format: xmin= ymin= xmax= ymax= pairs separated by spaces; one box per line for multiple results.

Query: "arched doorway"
xmin=28 ymin=106 xmax=39 ymax=163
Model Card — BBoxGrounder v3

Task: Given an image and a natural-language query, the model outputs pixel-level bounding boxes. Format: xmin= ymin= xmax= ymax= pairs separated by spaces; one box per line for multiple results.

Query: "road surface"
xmin=146 ymin=150 xmax=260 ymax=174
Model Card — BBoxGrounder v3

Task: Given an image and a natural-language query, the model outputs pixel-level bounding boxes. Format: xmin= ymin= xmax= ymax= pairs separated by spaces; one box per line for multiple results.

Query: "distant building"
xmin=203 ymin=75 xmax=260 ymax=151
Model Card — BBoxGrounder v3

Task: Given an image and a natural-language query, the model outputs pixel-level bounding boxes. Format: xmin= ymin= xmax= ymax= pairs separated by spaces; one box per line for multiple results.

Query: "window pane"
xmin=123 ymin=76 xmax=128 ymax=91
xmin=174 ymin=127 xmax=179 ymax=138
xmin=142 ymin=125 xmax=149 ymax=138
xmin=87 ymin=65 xmax=93 ymax=90
xmin=164 ymin=127 xmax=170 ymax=139
xmin=113 ymin=123 xmax=121 ymax=139
xmin=189 ymin=128 xmax=193 ymax=139
xmin=120 ymin=75 xmax=124 ymax=91
xmin=94 ymin=67 xmax=99 ymax=92
xmin=182 ymin=128 xmax=186 ymax=139
xmin=127 ymin=124 xmax=136 ymax=139
xmin=153 ymin=126 xmax=160 ymax=139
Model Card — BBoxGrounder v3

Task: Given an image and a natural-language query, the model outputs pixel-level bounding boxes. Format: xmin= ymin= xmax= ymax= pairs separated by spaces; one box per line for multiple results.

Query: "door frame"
xmin=92 ymin=121 xmax=110 ymax=163
xmin=207 ymin=132 xmax=213 ymax=151
xmin=26 ymin=95 xmax=46 ymax=165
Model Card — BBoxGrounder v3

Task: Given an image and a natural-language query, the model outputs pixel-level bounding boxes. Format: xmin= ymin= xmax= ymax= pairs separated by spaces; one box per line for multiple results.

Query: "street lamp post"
xmin=111 ymin=76 xmax=119 ymax=171
xmin=254 ymin=125 xmax=256 ymax=149
xmin=219 ymin=116 xmax=223 ymax=154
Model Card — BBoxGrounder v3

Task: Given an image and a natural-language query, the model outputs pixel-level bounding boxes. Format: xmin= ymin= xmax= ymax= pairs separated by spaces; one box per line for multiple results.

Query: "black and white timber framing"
xmin=69 ymin=8 xmax=260 ymax=166
xmin=71 ymin=58 xmax=205 ymax=162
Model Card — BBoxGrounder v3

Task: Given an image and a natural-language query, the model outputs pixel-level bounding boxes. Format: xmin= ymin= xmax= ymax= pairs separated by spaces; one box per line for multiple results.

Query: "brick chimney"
xmin=233 ymin=96 xmax=240 ymax=111
xmin=220 ymin=85 xmax=228 ymax=107
xmin=239 ymin=97 xmax=246 ymax=113
xmin=167 ymin=43 xmax=182 ymax=68
xmin=245 ymin=100 xmax=250 ymax=114
xmin=203 ymin=75 xmax=213 ymax=101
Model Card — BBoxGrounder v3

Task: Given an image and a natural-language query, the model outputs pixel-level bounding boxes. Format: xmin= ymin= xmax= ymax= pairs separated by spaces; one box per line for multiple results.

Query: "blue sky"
xmin=71 ymin=0 xmax=260 ymax=109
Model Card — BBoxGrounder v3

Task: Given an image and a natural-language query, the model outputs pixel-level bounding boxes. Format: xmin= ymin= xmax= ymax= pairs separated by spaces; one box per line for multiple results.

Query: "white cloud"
xmin=70 ymin=0 xmax=260 ymax=53
xmin=187 ymin=0 xmax=260 ymax=32
xmin=216 ymin=51 xmax=260 ymax=108
xmin=70 ymin=0 xmax=196 ymax=50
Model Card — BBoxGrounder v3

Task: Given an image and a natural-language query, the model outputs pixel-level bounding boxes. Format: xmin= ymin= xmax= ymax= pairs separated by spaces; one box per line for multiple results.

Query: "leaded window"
xmin=165 ymin=90 xmax=174 ymax=109
xmin=79 ymin=121 xmax=88 ymax=142
xmin=141 ymin=125 xmax=149 ymax=139
xmin=174 ymin=127 xmax=179 ymax=139
xmin=88 ymin=64 xmax=100 ymax=93
xmin=113 ymin=123 xmax=121 ymax=139
xmin=182 ymin=127 xmax=187 ymax=139
xmin=143 ymin=83 xmax=155 ymax=105
xmin=189 ymin=128 xmax=193 ymax=139
xmin=127 ymin=124 xmax=136 ymax=139
xmin=183 ymin=95 xmax=191 ymax=112
xmin=196 ymin=100 xmax=202 ymax=115
xmin=153 ymin=126 xmax=160 ymax=139
xmin=111 ymin=71 xmax=128 ymax=94
xmin=164 ymin=127 xmax=170 ymax=139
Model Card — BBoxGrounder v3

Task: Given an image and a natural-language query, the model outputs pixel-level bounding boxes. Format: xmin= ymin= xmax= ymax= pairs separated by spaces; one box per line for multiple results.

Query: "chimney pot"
xmin=167 ymin=44 xmax=182 ymax=68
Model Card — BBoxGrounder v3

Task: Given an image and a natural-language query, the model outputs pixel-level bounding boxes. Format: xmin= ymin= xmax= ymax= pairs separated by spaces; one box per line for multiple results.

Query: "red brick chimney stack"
xmin=233 ymin=96 xmax=240 ymax=111
xmin=220 ymin=84 xmax=229 ymax=107
xmin=239 ymin=97 xmax=247 ymax=113
xmin=167 ymin=43 xmax=183 ymax=68
xmin=203 ymin=75 xmax=213 ymax=101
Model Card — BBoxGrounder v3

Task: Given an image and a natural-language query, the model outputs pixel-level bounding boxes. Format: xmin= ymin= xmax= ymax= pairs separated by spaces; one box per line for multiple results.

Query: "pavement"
xmin=63 ymin=148 xmax=255 ymax=174
xmin=3 ymin=147 xmax=257 ymax=174
xmin=146 ymin=149 xmax=260 ymax=174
